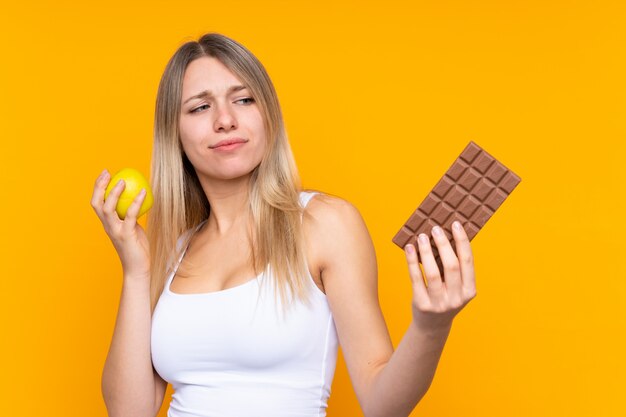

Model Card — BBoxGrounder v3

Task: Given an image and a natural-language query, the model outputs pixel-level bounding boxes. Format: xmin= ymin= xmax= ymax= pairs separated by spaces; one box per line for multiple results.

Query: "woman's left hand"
xmin=404 ymin=221 xmax=477 ymax=332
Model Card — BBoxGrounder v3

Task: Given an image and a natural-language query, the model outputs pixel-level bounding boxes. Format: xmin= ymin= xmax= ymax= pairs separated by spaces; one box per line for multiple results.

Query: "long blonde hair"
xmin=147 ymin=33 xmax=309 ymax=310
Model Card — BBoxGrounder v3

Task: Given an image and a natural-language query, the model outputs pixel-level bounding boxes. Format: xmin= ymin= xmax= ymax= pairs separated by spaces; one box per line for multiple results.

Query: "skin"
xmin=93 ymin=56 xmax=477 ymax=417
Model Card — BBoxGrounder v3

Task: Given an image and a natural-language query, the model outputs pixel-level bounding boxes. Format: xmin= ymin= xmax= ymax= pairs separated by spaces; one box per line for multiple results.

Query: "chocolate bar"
xmin=393 ymin=141 xmax=521 ymax=275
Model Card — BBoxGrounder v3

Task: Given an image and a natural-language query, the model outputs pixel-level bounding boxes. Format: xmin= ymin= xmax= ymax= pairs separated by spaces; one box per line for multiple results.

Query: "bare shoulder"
xmin=304 ymin=193 xmax=369 ymax=242
xmin=304 ymin=193 xmax=363 ymax=224
xmin=303 ymin=193 xmax=375 ymax=275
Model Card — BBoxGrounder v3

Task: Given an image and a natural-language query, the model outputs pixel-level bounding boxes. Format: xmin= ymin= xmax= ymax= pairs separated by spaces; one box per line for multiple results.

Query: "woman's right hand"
xmin=91 ymin=169 xmax=151 ymax=281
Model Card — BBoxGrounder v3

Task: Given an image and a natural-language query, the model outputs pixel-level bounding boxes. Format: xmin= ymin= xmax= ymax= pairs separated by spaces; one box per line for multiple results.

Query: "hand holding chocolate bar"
xmin=395 ymin=141 xmax=521 ymax=328
xmin=404 ymin=219 xmax=476 ymax=331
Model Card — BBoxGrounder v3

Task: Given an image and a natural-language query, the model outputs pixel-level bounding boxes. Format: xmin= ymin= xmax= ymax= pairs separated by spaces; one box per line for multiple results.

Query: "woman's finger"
xmin=404 ymin=243 xmax=430 ymax=305
xmin=431 ymin=225 xmax=462 ymax=294
xmin=90 ymin=169 xmax=110 ymax=219
xmin=452 ymin=221 xmax=477 ymax=296
xmin=416 ymin=232 xmax=444 ymax=291
xmin=102 ymin=179 xmax=126 ymax=222
xmin=121 ymin=188 xmax=147 ymax=232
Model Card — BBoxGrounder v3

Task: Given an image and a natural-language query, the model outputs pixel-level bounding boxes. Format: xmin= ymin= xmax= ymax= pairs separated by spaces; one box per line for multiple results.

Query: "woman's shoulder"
xmin=302 ymin=191 xmax=361 ymax=222
xmin=301 ymin=191 xmax=375 ymax=281
xmin=302 ymin=191 xmax=370 ymax=247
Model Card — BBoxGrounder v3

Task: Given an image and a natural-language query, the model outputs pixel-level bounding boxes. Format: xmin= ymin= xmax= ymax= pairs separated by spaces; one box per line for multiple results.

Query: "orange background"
xmin=1 ymin=1 xmax=624 ymax=416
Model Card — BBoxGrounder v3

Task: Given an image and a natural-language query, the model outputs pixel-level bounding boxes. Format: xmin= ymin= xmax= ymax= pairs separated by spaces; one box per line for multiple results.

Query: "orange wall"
xmin=1 ymin=1 xmax=624 ymax=415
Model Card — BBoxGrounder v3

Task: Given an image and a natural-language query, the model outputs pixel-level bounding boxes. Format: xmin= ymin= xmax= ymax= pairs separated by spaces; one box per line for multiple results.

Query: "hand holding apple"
xmin=91 ymin=168 xmax=153 ymax=280
xmin=104 ymin=168 xmax=154 ymax=219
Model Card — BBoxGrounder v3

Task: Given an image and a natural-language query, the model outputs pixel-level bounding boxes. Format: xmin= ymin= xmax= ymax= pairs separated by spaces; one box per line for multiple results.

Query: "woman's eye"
xmin=236 ymin=97 xmax=255 ymax=105
xmin=191 ymin=104 xmax=210 ymax=113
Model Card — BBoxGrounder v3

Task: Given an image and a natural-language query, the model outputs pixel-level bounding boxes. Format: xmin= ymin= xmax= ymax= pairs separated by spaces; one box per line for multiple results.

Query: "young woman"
xmin=91 ymin=33 xmax=477 ymax=417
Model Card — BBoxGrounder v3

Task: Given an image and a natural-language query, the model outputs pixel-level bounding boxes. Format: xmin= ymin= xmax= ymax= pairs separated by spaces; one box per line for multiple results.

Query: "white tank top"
xmin=151 ymin=192 xmax=339 ymax=417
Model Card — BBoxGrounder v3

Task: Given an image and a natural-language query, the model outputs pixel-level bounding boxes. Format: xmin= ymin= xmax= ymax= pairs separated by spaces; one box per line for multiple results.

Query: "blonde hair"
xmin=147 ymin=33 xmax=309 ymax=310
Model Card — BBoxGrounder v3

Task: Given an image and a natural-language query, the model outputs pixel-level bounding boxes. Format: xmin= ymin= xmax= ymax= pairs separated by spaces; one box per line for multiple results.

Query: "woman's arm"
xmin=304 ymin=195 xmax=476 ymax=417
xmin=101 ymin=276 xmax=167 ymax=417
xmin=91 ymin=170 xmax=166 ymax=417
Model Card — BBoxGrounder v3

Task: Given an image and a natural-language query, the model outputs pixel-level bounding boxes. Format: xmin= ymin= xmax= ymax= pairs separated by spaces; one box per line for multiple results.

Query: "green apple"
xmin=104 ymin=168 xmax=154 ymax=219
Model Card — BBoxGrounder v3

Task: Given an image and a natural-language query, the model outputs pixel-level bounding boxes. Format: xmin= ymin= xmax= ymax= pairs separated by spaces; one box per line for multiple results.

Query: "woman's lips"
xmin=209 ymin=138 xmax=248 ymax=151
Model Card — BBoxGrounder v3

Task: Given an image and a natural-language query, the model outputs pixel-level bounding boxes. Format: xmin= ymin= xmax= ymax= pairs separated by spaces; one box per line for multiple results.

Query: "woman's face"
xmin=179 ymin=56 xmax=266 ymax=183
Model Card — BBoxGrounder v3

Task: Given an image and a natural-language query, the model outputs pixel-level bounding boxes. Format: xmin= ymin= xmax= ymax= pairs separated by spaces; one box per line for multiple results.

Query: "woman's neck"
xmin=198 ymin=174 xmax=252 ymax=237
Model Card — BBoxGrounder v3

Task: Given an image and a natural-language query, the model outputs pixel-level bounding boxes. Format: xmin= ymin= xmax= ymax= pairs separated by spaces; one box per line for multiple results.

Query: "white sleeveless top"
xmin=151 ymin=192 xmax=339 ymax=417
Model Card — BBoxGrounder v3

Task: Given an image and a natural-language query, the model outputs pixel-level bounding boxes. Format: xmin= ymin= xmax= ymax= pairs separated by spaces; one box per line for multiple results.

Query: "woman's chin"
xmin=202 ymin=169 xmax=255 ymax=183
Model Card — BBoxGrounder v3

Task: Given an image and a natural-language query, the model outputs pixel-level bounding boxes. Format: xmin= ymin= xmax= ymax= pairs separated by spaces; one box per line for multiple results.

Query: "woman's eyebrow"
xmin=183 ymin=85 xmax=248 ymax=104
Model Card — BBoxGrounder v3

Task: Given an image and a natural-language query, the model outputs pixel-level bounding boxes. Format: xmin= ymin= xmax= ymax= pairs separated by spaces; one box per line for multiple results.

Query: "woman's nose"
xmin=213 ymin=104 xmax=237 ymax=131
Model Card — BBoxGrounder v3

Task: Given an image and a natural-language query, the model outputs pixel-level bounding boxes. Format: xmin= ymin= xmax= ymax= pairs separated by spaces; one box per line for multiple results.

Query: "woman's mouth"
xmin=209 ymin=138 xmax=248 ymax=151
